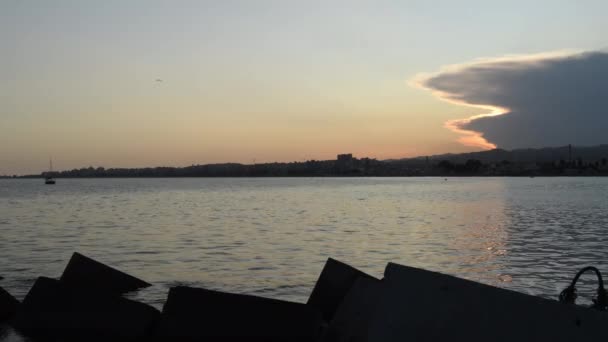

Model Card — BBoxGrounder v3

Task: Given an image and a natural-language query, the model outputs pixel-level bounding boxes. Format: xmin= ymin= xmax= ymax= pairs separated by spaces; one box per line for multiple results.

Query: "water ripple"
xmin=1 ymin=177 xmax=607 ymax=308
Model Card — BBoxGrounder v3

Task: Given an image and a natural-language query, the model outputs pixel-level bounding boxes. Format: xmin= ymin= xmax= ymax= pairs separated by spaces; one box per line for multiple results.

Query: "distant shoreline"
xmin=4 ymin=144 xmax=608 ymax=178
xmin=3 ymin=175 xmax=608 ymax=179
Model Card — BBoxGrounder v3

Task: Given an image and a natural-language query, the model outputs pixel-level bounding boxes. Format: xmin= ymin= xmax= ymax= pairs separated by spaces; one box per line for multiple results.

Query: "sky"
xmin=2 ymin=1 xmax=608 ymax=175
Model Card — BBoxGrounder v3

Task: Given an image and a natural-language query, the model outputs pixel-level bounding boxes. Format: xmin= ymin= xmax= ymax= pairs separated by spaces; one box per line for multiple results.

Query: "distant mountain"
xmin=9 ymin=144 xmax=608 ymax=179
xmin=390 ymin=145 xmax=608 ymax=165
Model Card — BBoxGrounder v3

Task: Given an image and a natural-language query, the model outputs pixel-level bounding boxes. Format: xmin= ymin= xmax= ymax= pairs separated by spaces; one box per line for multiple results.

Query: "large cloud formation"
xmin=415 ymin=51 xmax=608 ymax=150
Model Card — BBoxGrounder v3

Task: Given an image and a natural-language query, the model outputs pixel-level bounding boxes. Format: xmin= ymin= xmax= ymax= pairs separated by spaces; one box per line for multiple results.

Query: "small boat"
xmin=45 ymin=158 xmax=56 ymax=185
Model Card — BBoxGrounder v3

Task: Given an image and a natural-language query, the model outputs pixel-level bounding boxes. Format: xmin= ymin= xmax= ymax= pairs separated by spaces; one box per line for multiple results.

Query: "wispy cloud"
xmin=412 ymin=50 xmax=608 ymax=149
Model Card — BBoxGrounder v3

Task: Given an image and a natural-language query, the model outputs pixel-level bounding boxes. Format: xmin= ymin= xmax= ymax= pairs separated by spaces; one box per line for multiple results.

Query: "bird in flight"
xmin=155 ymin=79 xmax=163 ymax=83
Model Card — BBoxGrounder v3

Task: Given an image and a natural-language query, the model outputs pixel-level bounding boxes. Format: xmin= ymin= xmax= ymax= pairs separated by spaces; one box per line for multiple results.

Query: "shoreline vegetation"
xmin=4 ymin=144 xmax=608 ymax=178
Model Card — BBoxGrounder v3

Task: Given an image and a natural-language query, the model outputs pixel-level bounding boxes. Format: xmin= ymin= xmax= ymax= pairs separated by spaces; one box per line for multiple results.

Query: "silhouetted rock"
xmin=60 ymin=252 xmax=151 ymax=295
xmin=155 ymin=286 xmax=323 ymax=341
xmin=12 ymin=277 xmax=159 ymax=341
xmin=307 ymin=258 xmax=377 ymax=322
xmin=0 ymin=286 xmax=19 ymax=322
xmin=321 ymin=276 xmax=383 ymax=342
xmin=368 ymin=263 xmax=608 ymax=341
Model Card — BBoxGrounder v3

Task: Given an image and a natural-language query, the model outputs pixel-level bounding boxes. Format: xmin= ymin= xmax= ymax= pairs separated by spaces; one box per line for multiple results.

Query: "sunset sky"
xmin=2 ymin=1 xmax=608 ymax=175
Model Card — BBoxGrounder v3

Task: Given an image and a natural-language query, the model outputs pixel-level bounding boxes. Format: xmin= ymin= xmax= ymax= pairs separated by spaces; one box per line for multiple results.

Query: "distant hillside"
xmin=7 ymin=144 xmax=608 ymax=178
xmin=391 ymin=145 xmax=608 ymax=165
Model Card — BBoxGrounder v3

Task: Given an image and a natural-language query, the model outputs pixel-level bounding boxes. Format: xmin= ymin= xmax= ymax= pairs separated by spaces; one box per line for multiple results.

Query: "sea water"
xmin=1 ymin=177 xmax=608 ymax=308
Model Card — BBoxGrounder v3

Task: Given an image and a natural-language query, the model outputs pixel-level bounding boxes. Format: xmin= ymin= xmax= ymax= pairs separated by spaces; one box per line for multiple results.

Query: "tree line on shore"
xmin=4 ymin=145 xmax=608 ymax=178
xmin=7 ymin=157 xmax=608 ymax=178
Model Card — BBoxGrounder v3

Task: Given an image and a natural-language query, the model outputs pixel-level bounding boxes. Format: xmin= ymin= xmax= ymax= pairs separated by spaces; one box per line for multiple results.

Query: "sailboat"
xmin=45 ymin=158 xmax=56 ymax=185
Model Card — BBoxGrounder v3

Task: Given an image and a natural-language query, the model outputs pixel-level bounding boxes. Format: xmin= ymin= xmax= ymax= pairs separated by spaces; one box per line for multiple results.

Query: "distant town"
xmin=4 ymin=144 xmax=608 ymax=178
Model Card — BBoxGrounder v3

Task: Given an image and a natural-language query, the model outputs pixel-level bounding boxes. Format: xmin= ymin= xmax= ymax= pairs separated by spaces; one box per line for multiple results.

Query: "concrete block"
xmin=321 ymin=276 xmax=383 ymax=342
xmin=155 ymin=286 xmax=323 ymax=341
xmin=0 ymin=286 xmax=19 ymax=322
xmin=368 ymin=263 xmax=608 ymax=342
xmin=12 ymin=277 xmax=160 ymax=341
xmin=60 ymin=252 xmax=151 ymax=295
xmin=307 ymin=258 xmax=377 ymax=322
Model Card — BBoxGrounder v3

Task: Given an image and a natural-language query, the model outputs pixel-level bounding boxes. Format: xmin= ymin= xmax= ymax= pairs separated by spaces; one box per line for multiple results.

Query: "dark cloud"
xmin=419 ymin=51 xmax=608 ymax=149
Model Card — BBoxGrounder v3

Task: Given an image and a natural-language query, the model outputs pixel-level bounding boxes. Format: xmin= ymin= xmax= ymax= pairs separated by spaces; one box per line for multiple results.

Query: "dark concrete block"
xmin=60 ymin=252 xmax=151 ymax=295
xmin=0 ymin=323 xmax=27 ymax=342
xmin=155 ymin=286 xmax=323 ymax=341
xmin=368 ymin=263 xmax=608 ymax=342
xmin=307 ymin=258 xmax=377 ymax=322
xmin=0 ymin=286 xmax=19 ymax=322
xmin=321 ymin=276 xmax=383 ymax=342
xmin=12 ymin=277 xmax=160 ymax=341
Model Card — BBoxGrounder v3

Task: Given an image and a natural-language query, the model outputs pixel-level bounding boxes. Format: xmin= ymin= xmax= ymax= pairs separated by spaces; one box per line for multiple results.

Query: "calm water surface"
xmin=1 ymin=177 xmax=608 ymax=308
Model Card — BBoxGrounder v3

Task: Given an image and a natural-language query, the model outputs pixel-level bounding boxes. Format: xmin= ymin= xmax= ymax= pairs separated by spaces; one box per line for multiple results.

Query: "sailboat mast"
xmin=45 ymin=158 xmax=56 ymax=184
